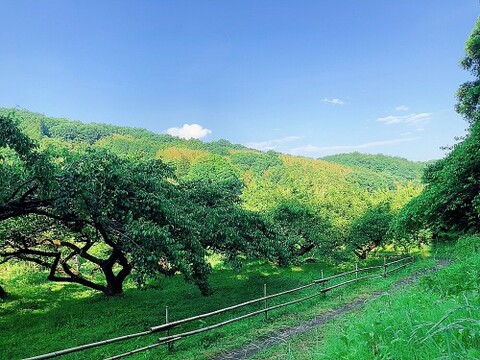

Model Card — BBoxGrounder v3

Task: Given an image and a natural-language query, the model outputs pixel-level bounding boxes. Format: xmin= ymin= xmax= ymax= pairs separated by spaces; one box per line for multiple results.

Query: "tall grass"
xmin=0 ymin=254 xmax=429 ymax=360
xmin=301 ymin=236 xmax=480 ymax=359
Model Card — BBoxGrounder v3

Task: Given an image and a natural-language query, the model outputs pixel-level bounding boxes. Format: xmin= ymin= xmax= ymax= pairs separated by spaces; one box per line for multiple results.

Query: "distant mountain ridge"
xmin=1 ymin=108 xmax=424 ymax=211
xmin=1 ymin=107 xmax=426 ymax=258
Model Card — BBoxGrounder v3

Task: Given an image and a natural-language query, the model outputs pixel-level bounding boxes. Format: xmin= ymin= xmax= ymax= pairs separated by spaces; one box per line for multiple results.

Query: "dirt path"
xmin=214 ymin=260 xmax=449 ymax=360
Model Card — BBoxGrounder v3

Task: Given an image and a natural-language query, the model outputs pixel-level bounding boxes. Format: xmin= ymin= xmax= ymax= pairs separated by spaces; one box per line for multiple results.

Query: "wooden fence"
xmin=26 ymin=255 xmax=414 ymax=360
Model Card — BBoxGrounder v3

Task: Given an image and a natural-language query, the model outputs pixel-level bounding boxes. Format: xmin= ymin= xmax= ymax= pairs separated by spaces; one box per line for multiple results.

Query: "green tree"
xmin=0 ymin=116 xmax=294 ymax=296
xmin=456 ymin=17 xmax=480 ymax=125
xmin=347 ymin=202 xmax=394 ymax=259
xmin=393 ymin=18 xmax=480 ymax=241
xmin=0 ymin=113 xmax=53 ymax=221
xmin=269 ymin=200 xmax=333 ymax=258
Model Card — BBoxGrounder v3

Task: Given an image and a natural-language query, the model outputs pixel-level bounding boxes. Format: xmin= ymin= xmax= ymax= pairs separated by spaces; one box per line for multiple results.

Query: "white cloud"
xmin=289 ymin=137 xmax=419 ymax=157
xmin=245 ymin=136 xmax=303 ymax=152
xmin=165 ymin=123 xmax=212 ymax=140
xmin=377 ymin=112 xmax=432 ymax=130
xmin=395 ymin=105 xmax=409 ymax=111
xmin=322 ymin=97 xmax=345 ymax=105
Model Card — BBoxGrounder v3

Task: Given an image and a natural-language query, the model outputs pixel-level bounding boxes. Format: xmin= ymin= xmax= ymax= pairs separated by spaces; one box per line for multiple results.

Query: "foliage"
xmin=230 ymin=150 xmax=282 ymax=176
xmin=185 ymin=154 xmax=241 ymax=187
xmin=0 ymin=118 xmax=295 ymax=296
xmin=456 ymin=17 xmax=480 ymax=125
xmin=394 ymin=121 xmax=480 ymax=240
xmin=0 ymin=113 xmax=53 ymax=220
xmin=322 ymin=152 xmax=426 ymax=186
xmin=314 ymin=246 xmax=480 ymax=360
xmin=268 ymin=200 xmax=334 ymax=259
xmin=346 ymin=202 xmax=395 ymax=259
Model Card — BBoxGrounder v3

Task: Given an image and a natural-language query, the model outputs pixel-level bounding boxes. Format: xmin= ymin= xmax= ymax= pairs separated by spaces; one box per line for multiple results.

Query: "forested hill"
xmin=321 ymin=153 xmax=426 ymax=182
xmin=1 ymin=107 xmax=427 ymax=297
xmin=2 ymin=108 xmax=423 ymax=185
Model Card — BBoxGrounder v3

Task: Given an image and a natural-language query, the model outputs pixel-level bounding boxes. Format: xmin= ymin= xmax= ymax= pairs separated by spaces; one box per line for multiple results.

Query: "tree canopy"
xmin=0 ymin=114 xmax=293 ymax=295
xmin=0 ymin=107 xmax=426 ymax=296
xmin=393 ymin=17 xmax=480 ymax=242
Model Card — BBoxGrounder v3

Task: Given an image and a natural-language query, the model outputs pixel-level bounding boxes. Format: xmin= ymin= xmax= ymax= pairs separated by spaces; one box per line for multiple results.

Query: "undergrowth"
xmin=255 ymin=237 xmax=480 ymax=359
xmin=0 ymin=251 xmax=430 ymax=359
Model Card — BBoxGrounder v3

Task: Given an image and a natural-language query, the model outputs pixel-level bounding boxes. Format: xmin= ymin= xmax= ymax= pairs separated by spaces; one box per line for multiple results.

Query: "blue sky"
xmin=0 ymin=1 xmax=478 ymax=161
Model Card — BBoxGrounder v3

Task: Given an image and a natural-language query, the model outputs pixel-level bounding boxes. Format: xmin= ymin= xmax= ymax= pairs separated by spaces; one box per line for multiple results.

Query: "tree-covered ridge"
xmin=0 ymin=107 xmax=427 ymax=297
xmin=0 ymin=108 xmax=424 ymax=186
xmin=321 ymin=152 xmax=427 ymax=187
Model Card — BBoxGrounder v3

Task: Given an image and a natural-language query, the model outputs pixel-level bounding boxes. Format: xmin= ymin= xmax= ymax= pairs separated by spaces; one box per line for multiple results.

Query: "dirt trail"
xmin=214 ymin=259 xmax=449 ymax=360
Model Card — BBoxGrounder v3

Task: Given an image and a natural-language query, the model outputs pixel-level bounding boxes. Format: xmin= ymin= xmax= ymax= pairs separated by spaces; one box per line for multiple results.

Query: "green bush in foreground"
xmin=316 ymin=236 xmax=480 ymax=359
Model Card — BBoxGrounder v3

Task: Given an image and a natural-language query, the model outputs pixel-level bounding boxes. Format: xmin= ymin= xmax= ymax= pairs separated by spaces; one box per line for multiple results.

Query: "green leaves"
xmin=393 ymin=18 xmax=480 ymax=242
xmin=347 ymin=202 xmax=394 ymax=258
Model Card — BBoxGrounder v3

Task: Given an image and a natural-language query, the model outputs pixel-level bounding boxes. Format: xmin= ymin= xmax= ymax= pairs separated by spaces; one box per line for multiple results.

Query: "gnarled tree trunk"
xmin=0 ymin=284 xmax=6 ymax=299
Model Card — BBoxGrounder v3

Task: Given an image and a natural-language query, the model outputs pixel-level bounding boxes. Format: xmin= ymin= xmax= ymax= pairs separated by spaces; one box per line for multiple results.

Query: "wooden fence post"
xmin=166 ymin=306 xmax=173 ymax=353
xmin=264 ymin=283 xmax=268 ymax=321
xmin=383 ymin=257 xmax=387 ymax=277
xmin=355 ymin=262 xmax=358 ymax=279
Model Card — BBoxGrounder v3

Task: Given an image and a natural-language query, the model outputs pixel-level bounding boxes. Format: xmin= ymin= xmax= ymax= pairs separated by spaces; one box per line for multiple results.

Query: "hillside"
xmin=2 ymin=108 xmax=424 ymax=185
xmin=322 ymin=152 xmax=427 ymax=189
xmin=0 ymin=108 xmax=424 ymax=260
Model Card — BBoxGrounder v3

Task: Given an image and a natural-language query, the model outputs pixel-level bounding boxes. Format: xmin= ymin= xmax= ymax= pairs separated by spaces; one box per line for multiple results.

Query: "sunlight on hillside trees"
xmin=0 ymin=108 xmax=426 ymax=297
xmin=393 ymin=17 xmax=480 ymax=245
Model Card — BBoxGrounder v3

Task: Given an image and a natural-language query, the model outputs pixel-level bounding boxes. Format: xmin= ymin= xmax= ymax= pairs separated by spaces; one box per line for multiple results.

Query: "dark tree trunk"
xmin=0 ymin=284 xmax=6 ymax=299
xmin=104 ymin=280 xmax=124 ymax=296
xmin=353 ymin=243 xmax=377 ymax=259
xmin=102 ymin=266 xmax=132 ymax=296
xmin=297 ymin=243 xmax=315 ymax=256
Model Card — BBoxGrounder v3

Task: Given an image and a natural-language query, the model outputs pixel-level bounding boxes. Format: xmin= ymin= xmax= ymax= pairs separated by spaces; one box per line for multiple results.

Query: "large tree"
xmin=268 ymin=200 xmax=333 ymax=259
xmin=393 ymin=17 xmax=480 ymax=240
xmin=0 ymin=114 xmax=293 ymax=296
xmin=0 ymin=113 xmax=53 ymax=221
xmin=347 ymin=202 xmax=394 ymax=259
xmin=456 ymin=17 xmax=480 ymax=126
xmin=0 ymin=113 xmax=55 ymax=297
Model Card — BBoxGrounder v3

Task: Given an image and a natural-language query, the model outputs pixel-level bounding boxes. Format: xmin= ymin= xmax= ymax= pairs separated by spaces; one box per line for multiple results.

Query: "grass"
xmin=0 ymin=250 xmax=435 ymax=360
xmin=252 ymin=239 xmax=480 ymax=360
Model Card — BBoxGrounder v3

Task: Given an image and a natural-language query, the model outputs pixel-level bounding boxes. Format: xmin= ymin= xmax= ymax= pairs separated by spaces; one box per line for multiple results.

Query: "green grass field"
xmin=0 ymin=248 xmax=438 ymax=360
xmin=252 ymin=239 xmax=480 ymax=360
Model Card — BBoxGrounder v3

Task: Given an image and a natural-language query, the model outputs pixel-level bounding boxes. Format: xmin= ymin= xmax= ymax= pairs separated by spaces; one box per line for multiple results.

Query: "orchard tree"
xmin=269 ymin=200 xmax=334 ymax=259
xmin=0 ymin=113 xmax=54 ymax=297
xmin=347 ymin=202 xmax=394 ymax=259
xmin=0 ymin=115 xmax=294 ymax=296
xmin=0 ymin=113 xmax=53 ymax=221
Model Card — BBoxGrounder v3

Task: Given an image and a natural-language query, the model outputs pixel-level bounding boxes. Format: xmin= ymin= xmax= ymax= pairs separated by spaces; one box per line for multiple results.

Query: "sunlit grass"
xmin=254 ymin=241 xmax=479 ymax=360
xmin=0 ymin=251 xmax=434 ymax=360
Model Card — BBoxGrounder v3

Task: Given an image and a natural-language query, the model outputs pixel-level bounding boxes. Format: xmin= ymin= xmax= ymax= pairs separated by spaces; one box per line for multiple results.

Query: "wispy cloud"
xmin=322 ymin=97 xmax=345 ymax=105
xmin=377 ymin=112 xmax=432 ymax=130
xmin=395 ymin=105 xmax=409 ymax=112
xmin=245 ymin=136 xmax=303 ymax=152
xmin=165 ymin=123 xmax=212 ymax=140
xmin=289 ymin=137 xmax=419 ymax=157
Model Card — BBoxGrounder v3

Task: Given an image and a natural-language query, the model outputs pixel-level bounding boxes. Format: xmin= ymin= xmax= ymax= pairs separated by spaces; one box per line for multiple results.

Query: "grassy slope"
xmin=0 ymin=253 xmax=435 ymax=360
xmin=253 ymin=241 xmax=480 ymax=360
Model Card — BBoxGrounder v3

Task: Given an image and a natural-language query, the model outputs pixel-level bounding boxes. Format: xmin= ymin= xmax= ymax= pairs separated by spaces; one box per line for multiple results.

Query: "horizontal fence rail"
xmin=25 ymin=255 xmax=414 ymax=360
